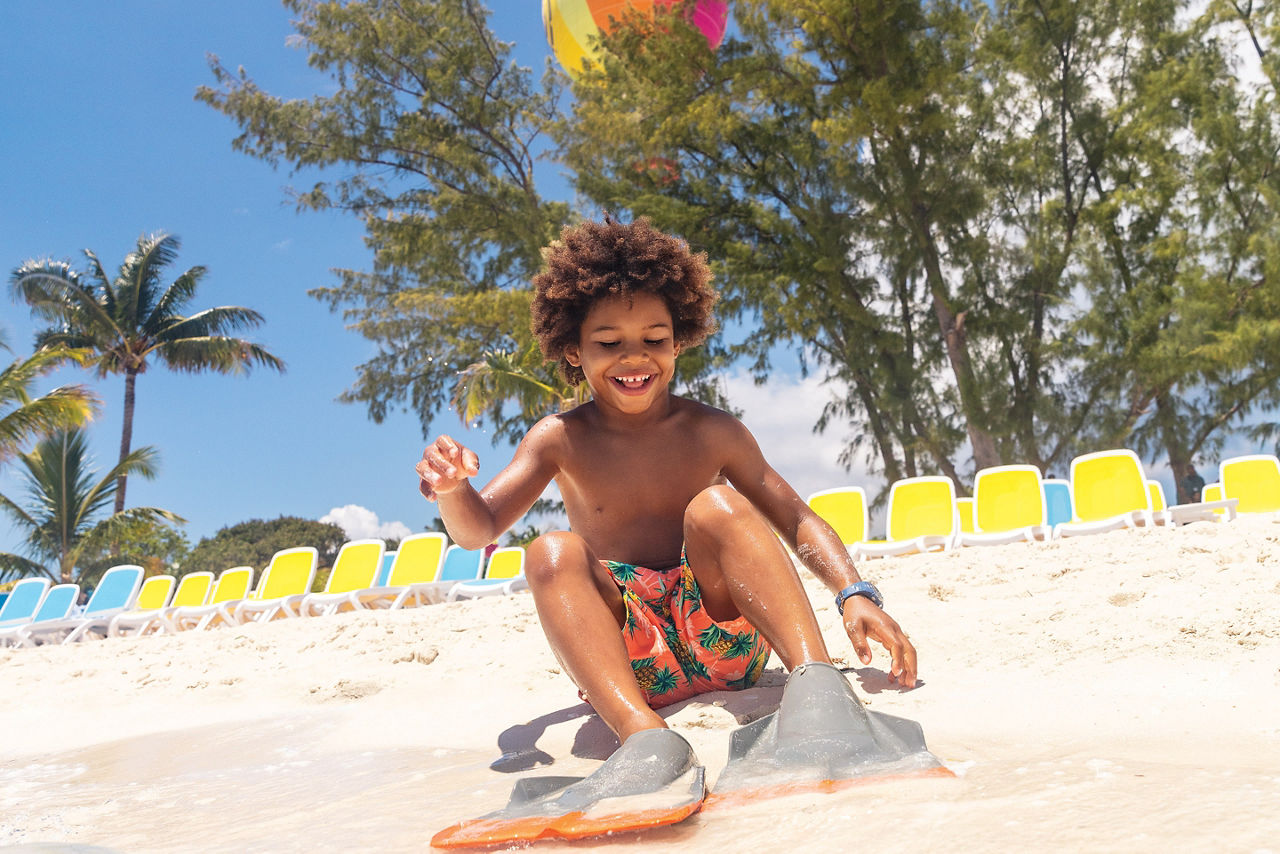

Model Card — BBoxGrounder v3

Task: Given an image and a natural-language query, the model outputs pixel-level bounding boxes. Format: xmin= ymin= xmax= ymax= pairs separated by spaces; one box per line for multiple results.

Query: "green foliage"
xmin=181 ymin=516 xmax=348 ymax=578
xmin=0 ymin=333 xmax=98 ymax=467
xmin=0 ymin=427 xmax=183 ymax=583
xmin=197 ymin=0 xmax=573 ymax=444
xmin=198 ymin=0 xmax=1280 ymax=500
xmin=10 ymin=231 xmax=285 ymax=511
xmin=75 ymin=518 xmax=191 ymax=587
xmin=561 ymin=0 xmax=1280 ymax=495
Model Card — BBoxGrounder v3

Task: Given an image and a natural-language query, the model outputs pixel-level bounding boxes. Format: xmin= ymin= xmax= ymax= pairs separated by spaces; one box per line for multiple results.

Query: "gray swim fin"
xmin=432 ymin=728 xmax=706 ymax=848
xmin=709 ymin=662 xmax=952 ymax=804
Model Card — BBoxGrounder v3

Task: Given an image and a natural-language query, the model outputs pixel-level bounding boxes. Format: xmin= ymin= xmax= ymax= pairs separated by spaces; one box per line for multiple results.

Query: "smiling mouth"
xmin=612 ymin=373 xmax=653 ymax=390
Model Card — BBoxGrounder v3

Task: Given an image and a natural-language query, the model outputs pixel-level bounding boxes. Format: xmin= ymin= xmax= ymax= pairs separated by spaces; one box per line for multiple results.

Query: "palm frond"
xmin=0 ymin=551 xmax=55 ymax=582
xmin=120 ymin=233 xmax=182 ymax=324
xmin=0 ymin=489 xmax=38 ymax=529
xmin=451 ymin=349 xmax=581 ymax=426
xmin=10 ymin=261 xmax=122 ymax=349
xmin=0 ymin=385 xmax=98 ymax=463
xmin=148 ymin=267 xmax=207 ymax=325
xmin=157 ymin=336 xmax=286 ymax=375
xmin=162 ymin=305 xmax=266 ymax=338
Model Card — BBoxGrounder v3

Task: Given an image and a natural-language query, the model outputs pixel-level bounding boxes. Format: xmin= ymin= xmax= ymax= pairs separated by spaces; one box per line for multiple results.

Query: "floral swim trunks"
xmin=601 ymin=552 xmax=772 ymax=709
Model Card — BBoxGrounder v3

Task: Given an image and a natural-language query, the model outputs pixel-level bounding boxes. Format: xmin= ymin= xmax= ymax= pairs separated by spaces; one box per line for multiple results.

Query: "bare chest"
xmin=555 ymin=430 xmax=722 ymax=563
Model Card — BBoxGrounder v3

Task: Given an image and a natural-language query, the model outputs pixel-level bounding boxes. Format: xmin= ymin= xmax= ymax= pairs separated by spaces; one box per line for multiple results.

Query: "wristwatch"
xmin=835 ymin=581 xmax=883 ymax=615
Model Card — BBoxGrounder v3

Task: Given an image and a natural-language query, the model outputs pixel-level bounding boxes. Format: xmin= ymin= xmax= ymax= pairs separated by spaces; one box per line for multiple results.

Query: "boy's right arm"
xmin=415 ymin=425 xmax=558 ymax=550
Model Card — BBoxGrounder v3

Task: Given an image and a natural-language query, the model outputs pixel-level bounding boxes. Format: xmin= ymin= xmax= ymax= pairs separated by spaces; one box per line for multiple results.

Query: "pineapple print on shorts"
xmin=602 ymin=556 xmax=772 ymax=709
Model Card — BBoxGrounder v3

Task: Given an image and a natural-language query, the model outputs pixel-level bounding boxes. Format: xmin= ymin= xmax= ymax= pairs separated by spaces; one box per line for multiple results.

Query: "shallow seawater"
xmin=3 ymin=718 xmax=1278 ymax=853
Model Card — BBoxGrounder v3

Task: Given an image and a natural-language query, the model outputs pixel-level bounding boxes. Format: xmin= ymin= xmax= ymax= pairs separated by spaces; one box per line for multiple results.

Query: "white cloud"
xmin=320 ymin=504 xmax=413 ymax=542
xmin=719 ymin=369 xmax=876 ymax=501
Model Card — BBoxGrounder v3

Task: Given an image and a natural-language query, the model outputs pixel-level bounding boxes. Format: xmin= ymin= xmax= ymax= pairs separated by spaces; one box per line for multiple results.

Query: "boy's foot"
xmin=709 ymin=661 xmax=951 ymax=803
xmin=432 ymin=728 xmax=706 ymax=848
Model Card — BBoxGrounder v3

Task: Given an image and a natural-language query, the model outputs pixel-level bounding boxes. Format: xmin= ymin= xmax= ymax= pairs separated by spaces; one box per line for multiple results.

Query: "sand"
xmin=2 ymin=515 xmax=1279 ymax=853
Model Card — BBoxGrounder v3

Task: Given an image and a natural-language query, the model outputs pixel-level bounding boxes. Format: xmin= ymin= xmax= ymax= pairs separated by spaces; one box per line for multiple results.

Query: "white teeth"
xmin=615 ymin=374 xmax=651 ymax=383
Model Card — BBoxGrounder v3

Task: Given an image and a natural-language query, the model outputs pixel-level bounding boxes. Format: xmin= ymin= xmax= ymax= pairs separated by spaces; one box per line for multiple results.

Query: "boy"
xmin=418 ymin=216 xmax=918 ymax=828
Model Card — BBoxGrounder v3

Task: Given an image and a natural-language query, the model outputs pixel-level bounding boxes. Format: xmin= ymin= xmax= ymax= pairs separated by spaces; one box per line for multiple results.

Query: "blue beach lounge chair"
xmin=389 ymin=544 xmax=487 ymax=605
xmin=1042 ymin=479 xmax=1073 ymax=528
xmin=0 ymin=578 xmax=51 ymax=630
xmin=377 ymin=551 xmax=397 ymax=587
xmin=448 ymin=546 xmax=528 ymax=601
xmin=0 ymin=583 xmax=80 ymax=647
xmin=63 ymin=573 xmax=175 ymax=643
xmin=20 ymin=565 xmax=144 ymax=646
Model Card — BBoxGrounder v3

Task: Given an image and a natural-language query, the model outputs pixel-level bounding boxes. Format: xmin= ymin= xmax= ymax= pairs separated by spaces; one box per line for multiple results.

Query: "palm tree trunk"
xmin=115 ymin=368 xmax=138 ymax=514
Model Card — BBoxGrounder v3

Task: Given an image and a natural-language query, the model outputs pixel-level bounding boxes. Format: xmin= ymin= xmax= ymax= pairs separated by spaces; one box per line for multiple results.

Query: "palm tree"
xmin=0 ymin=427 xmax=182 ymax=583
xmin=451 ymin=343 xmax=589 ymax=428
xmin=0 ymin=331 xmax=99 ymax=467
xmin=9 ymin=232 xmax=285 ymax=512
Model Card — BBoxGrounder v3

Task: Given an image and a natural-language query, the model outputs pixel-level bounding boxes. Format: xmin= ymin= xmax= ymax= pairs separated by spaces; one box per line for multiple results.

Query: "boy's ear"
xmin=565 ymin=344 xmax=581 ymax=367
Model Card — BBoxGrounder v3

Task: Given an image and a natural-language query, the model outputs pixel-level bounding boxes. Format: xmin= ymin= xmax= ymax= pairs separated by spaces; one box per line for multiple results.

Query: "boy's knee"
xmin=525 ymin=530 xmax=591 ymax=583
xmin=685 ymin=484 xmax=756 ymax=535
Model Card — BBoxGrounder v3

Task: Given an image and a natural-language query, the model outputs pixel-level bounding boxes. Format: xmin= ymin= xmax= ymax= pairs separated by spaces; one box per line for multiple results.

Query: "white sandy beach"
xmin=2 ymin=515 xmax=1279 ymax=853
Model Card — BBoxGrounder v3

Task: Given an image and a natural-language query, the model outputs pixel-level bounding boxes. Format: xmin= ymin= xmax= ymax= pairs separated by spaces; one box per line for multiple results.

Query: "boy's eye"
xmin=597 ymin=341 xmax=620 ymax=348
xmin=645 ymin=339 xmax=668 ymax=346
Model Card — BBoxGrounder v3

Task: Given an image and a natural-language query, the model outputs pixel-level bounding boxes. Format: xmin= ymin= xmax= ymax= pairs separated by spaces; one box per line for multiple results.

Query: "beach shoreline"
xmin=3 ymin=516 xmax=1279 ymax=852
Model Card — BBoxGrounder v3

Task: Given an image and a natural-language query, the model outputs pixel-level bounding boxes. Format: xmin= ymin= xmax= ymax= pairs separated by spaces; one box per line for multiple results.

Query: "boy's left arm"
xmin=721 ymin=422 xmax=918 ymax=688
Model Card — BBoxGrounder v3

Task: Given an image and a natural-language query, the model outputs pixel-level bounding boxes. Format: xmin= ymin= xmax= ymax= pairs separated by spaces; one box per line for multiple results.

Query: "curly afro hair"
xmin=531 ymin=216 xmax=718 ymax=386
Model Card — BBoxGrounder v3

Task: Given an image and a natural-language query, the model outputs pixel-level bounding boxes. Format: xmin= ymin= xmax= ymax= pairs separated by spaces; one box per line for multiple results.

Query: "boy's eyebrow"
xmin=588 ymin=322 xmax=673 ymax=333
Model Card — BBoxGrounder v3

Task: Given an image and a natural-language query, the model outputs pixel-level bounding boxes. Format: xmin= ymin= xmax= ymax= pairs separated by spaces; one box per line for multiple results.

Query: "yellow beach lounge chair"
xmin=109 ymin=571 xmax=214 ymax=638
xmin=958 ymin=464 xmax=1052 ymax=547
xmin=62 ymin=573 xmax=175 ymax=643
xmin=1219 ymin=454 xmax=1280 ymax=514
xmin=161 ymin=566 xmax=255 ymax=632
xmin=1054 ymin=449 xmax=1155 ymax=539
xmin=448 ymin=546 xmax=528 ymax=601
xmin=806 ymin=486 xmax=870 ymax=557
xmin=955 ymin=497 xmax=975 ymax=534
xmin=298 ymin=538 xmax=386 ymax=617
xmin=342 ymin=531 xmax=450 ymax=610
xmin=857 ymin=476 xmax=959 ymax=559
xmin=231 ymin=547 xmax=318 ymax=624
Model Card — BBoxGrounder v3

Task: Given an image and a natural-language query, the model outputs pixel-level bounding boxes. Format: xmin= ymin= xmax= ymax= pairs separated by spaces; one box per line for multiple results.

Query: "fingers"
xmin=870 ymin=620 xmax=918 ymax=689
xmin=461 ymin=446 xmax=480 ymax=477
xmin=416 ymin=435 xmax=478 ymax=500
xmin=847 ymin=618 xmax=873 ymax=665
xmin=844 ymin=603 xmax=918 ymax=689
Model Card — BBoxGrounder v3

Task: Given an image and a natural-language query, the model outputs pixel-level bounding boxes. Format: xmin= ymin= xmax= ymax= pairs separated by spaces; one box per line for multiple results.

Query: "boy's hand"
xmin=416 ymin=436 xmax=480 ymax=501
xmin=842 ymin=598 xmax=918 ymax=688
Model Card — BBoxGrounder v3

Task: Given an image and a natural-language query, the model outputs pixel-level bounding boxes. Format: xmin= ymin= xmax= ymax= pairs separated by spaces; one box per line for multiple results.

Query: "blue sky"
xmin=0 ymin=0 xmax=861 ymax=561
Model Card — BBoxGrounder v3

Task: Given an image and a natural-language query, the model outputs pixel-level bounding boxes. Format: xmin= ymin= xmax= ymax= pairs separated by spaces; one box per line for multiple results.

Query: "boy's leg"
xmin=683 ymin=485 xmax=832 ymax=669
xmin=525 ymin=531 xmax=667 ymax=741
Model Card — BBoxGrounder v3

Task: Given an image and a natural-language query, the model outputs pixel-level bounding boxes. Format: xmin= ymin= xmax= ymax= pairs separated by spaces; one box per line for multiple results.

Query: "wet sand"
xmin=3 ymin=515 xmax=1279 ymax=852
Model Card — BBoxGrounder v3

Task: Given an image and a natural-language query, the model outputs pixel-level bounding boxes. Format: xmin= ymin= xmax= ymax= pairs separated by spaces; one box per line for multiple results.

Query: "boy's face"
xmin=565 ymin=291 xmax=680 ymax=415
